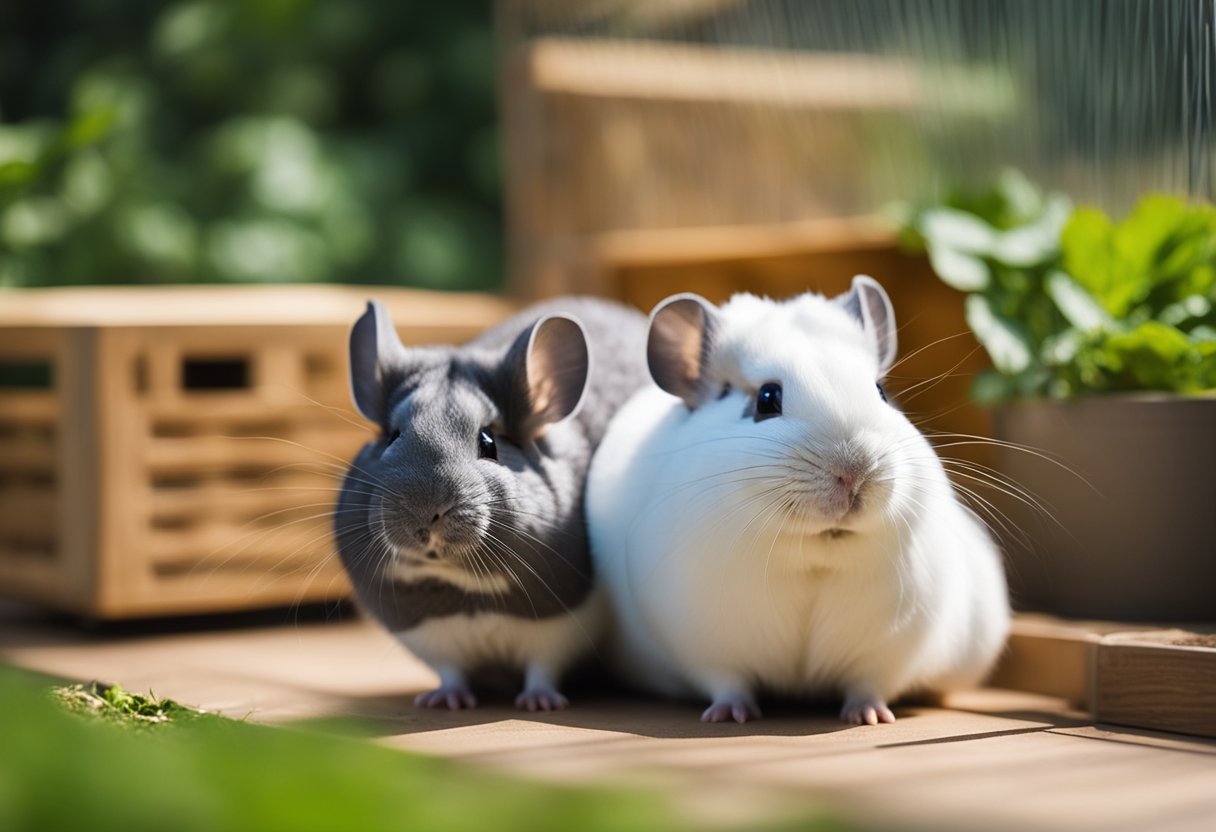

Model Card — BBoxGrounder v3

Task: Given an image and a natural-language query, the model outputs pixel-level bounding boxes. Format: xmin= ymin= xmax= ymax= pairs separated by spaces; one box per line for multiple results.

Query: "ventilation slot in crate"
xmin=148 ymin=498 xmax=337 ymax=581
xmin=0 ymin=471 xmax=57 ymax=562
xmin=0 ymin=359 xmax=53 ymax=391
xmin=145 ymin=414 xmax=345 ymax=589
xmin=181 ymin=356 xmax=250 ymax=391
xmin=0 ymin=370 xmax=59 ymax=565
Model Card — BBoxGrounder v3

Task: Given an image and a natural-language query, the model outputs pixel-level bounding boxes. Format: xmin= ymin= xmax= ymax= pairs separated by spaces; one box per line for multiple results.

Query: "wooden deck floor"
xmin=2 ymin=603 xmax=1213 ymax=832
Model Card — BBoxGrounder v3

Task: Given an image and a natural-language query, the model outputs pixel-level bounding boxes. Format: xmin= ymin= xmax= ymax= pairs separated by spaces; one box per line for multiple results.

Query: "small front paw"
xmin=701 ymin=698 xmax=762 ymax=724
xmin=840 ymin=695 xmax=895 ymax=726
xmin=414 ymin=686 xmax=478 ymax=710
xmin=515 ymin=687 xmax=569 ymax=712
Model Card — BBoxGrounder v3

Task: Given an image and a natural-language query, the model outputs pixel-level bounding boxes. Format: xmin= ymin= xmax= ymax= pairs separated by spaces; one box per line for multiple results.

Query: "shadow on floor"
xmin=290 ymin=677 xmax=897 ymax=741
xmin=0 ymin=600 xmax=358 ymax=648
xmin=0 ymin=600 xmax=909 ymax=740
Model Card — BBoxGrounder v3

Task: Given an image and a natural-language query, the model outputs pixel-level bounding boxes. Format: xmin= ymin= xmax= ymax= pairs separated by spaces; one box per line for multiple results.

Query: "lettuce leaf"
xmin=906 ymin=181 xmax=1216 ymax=401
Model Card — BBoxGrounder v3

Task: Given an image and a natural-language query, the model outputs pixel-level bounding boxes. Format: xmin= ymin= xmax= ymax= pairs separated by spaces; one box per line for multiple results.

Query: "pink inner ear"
xmin=527 ymin=344 xmax=560 ymax=414
xmin=856 ymin=281 xmax=897 ymax=373
xmin=647 ymin=295 xmax=717 ymax=407
xmin=522 ymin=316 xmax=588 ymax=436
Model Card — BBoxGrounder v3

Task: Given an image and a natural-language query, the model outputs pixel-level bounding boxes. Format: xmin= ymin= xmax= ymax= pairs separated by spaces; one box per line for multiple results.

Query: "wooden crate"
xmin=0 ymin=286 xmax=515 ymax=619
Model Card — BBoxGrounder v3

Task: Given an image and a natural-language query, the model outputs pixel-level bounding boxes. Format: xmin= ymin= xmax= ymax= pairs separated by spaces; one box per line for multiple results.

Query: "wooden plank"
xmin=988 ymin=614 xmax=1131 ymax=707
xmin=0 ymin=325 xmax=66 ymax=357
xmin=44 ymin=329 xmax=90 ymax=609
xmin=0 ymin=331 xmax=69 ymax=609
xmin=587 ymin=215 xmax=897 ymax=268
xmin=92 ymin=567 xmax=351 ymax=618
xmin=0 ymin=437 xmax=55 ymax=473
xmin=0 ymin=285 xmax=517 ymax=329
xmin=254 ymin=346 xmax=306 ymax=403
xmin=92 ymin=327 xmax=149 ymax=616
xmin=0 ymin=393 xmax=58 ymax=424
xmin=150 ymin=479 xmax=341 ymax=523
xmin=146 ymin=342 xmax=181 ymax=399
xmin=146 ymin=399 xmax=362 ymax=425
xmin=148 ymin=519 xmax=341 ymax=567
xmin=0 ymin=556 xmax=67 ymax=608
xmin=1050 ymin=724 xmax=1216 ymax=756
xmin=1095 ymin=630 xmax=1216 ymax=740
xmin=524 ymin=39 xmax=1002 ymax=113
xmin=145 ymin=434 xmax=363 ymax=476
xmin=0 ymin=486 xmax=56 ymax=540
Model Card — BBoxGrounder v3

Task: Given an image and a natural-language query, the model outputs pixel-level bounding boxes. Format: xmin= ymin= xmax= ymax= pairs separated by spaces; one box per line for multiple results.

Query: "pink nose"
xmin=835 ymin=474 xmax=856 ymax=495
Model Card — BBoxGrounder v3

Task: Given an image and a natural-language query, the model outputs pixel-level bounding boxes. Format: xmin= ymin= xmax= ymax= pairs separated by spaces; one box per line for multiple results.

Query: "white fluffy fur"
xmin=389 ymin=550 xmax=514 ymax=596
xmin=397 ymin=587 xmax=607 ymax=690
xmin=586 ymin=288 xmax=1010 ymax=722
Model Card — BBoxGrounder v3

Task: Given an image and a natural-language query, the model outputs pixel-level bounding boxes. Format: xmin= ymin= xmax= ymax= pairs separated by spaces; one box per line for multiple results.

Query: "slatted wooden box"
xmin=0 ymin=286 xmax=514 ymax=619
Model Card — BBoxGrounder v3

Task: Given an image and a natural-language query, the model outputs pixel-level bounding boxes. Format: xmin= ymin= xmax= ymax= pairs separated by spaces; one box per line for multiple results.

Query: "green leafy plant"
xmin=0 ymin=0 xmax=501 ymax=290
xmin=901 ymin=171 xmax=1216 ymax=401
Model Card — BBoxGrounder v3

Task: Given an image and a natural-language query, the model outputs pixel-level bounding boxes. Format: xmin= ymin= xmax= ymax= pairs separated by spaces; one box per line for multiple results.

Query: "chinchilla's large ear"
xmin=349 ymin=300 xmax=409 ymax=424
xmin=647 ymin=293 xmax=720 ymax=408
xmin=836 ymin=275 xmax=897 ymax=376
xmin=503 ymin=314 xmax=590 ymax=441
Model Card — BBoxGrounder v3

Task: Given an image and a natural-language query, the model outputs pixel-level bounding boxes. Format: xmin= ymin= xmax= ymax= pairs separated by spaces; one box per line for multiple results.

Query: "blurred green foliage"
xmin=0 ymin=666 xmax=863 ymax=832
xmin=0 ymin=0 xmax=502 ymax=290
xmin=901 ymin=172 xmax=1216 ymax=400
xmin=0 ymin=667 xmax=670 ymax=832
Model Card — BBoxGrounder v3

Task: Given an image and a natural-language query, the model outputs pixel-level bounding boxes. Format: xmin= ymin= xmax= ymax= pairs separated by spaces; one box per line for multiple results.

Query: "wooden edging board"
xmin=1094 ymin=630 xmax=1216 ymax=739
xmin=992 ymin=615 xmax=1216 ymax=740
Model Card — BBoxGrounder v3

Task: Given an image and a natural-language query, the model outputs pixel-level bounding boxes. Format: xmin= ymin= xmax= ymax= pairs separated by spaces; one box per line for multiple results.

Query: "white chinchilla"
xmin=586 ymin=276 xmax=1010 ymax=725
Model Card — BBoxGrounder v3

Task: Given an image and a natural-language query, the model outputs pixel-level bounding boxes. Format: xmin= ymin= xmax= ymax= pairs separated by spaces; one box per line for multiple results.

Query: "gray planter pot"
xmin=991 ymin=395 xmax=1216 ymax=622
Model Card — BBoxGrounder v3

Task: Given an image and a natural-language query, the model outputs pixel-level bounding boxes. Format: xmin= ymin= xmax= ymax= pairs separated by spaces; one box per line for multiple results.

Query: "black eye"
xmin=386 ymin=428 xmax=401 ymax=445
xmin=876 ymin=383 xmax=887 ymax=402
xmin=477 ymin=427 xmax=498 ymax=461
xmin=755 ymin=382 xmax=782 ymax=419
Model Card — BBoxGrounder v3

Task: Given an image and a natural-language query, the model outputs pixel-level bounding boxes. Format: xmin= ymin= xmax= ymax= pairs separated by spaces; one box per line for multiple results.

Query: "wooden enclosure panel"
xmin=91 ymin=322 xmax=432 ymax=617
xmin=0 ymin=327 xmax=63 ymax=602
xmin=94 ymin=325 xmax=362 ymax=617
xmin=0 ymin=284 xmax=518 ymax=330
xmin=0 ymin=326 xmax=98 ymax=610
xmin=1095 ymin=631 xmax=1216 ymax=739
xmin=501 ymin=37 xmax=1008 ymax=297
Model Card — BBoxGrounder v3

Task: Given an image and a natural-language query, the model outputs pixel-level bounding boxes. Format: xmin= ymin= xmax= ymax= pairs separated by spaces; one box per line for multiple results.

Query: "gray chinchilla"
xmin=335 ymin=297 xmax=649 ymax=711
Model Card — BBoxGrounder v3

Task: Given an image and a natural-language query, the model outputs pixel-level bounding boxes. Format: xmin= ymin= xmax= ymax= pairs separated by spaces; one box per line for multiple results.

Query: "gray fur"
xmin=335 ymin=297 xmax=649 ymax=633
